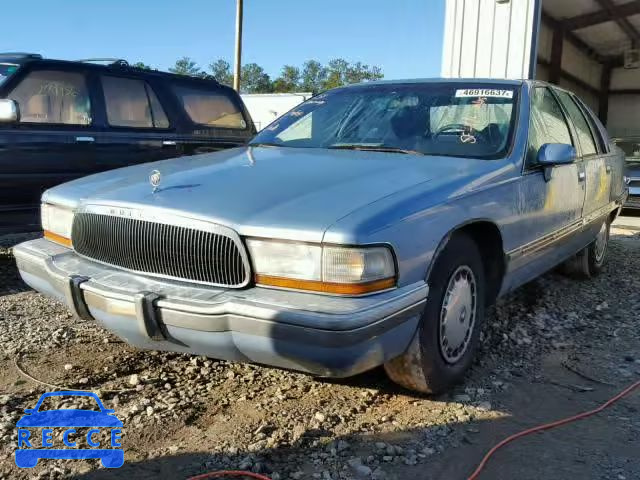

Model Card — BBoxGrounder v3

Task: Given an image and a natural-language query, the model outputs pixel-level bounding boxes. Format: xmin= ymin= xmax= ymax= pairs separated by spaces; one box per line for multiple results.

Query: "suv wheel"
xmin=384 ymin=233 xmax=486 ymax=394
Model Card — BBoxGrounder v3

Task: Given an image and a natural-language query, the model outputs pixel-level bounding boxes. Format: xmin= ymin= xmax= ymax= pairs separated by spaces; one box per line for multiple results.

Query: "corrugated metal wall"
xmin=441 ymin=0 xmax=539 ymax=79
xmin=608 ymin=68 xmax=640 ymax=137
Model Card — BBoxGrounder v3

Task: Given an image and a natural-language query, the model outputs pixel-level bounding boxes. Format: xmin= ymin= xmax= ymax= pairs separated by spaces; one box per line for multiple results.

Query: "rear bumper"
xmin=14 ymin=238 xmax=427 ymax=377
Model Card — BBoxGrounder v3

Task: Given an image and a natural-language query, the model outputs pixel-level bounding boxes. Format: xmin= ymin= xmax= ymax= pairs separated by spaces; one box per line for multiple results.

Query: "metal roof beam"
xmin=542 ymin=10 xmax=603 ymax=60
xmin=594 ymin=0 xmax=640 ymax=45
xmin=563 ymin=1 xmax=640 ymax=31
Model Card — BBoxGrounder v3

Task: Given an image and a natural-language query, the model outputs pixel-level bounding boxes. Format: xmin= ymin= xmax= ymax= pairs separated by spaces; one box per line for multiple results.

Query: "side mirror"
xmin=0 ymin=99 xmax=18 ymax=123
xmin=537 ymin=143 xmax=576 ymax=181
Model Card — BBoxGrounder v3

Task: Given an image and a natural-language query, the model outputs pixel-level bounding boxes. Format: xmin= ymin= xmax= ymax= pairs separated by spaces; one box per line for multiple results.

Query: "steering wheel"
xmin=433 ymin=123 xmax=470 ymax=138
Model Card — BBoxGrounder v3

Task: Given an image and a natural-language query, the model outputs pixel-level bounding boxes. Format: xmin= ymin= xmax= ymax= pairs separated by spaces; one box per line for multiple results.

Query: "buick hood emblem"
xmin=149 ymin=170 xmax=161 ymax=192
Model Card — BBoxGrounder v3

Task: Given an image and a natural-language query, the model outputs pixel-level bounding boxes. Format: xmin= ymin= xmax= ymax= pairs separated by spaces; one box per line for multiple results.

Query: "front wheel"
xmin=384 ymin=233 xmax=486 ymax=394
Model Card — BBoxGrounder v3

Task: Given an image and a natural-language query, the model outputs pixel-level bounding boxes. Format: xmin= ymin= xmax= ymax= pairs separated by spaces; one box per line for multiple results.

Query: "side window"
xmin=574 ymin=97 xmax=608 ymax=153
xmin=527 ymin=87 xmax=573 ymax=166
xmin=554 ymin=91 xmax=597 ymax=156
xmin=101 ymin=76 xmax=169 ymax=128
xmin=9 ymin=70 xmax=91 ymax=125
xmin=172 ymin=84 xmax=247 ymax=129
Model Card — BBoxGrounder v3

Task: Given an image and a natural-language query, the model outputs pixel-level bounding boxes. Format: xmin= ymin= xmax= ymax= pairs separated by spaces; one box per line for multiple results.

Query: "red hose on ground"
xmin=467 ymin=379 xmax=640 ymax=480
xmin=186 ymin=379 xmax=639 ymax=480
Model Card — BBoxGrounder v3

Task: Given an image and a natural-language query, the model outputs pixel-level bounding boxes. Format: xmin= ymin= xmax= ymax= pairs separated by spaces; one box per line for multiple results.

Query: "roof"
xmin=344 ymin=78 xmax=526 ymax=88
xmin=0 ymin=53 xmax=222 ymax=86
xmin=542 ymin=0 xmax=640 ymax=59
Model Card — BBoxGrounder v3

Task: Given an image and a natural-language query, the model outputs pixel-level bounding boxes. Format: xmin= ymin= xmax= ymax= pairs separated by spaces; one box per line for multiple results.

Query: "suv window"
xmin=102 ymin=76 xmax=169 ymax=128
xmin=10 ymin=70 xmax=91 ymax=125
xmin=554 ymin=90 xmax=597 ymax=156
xmin=527 ymin=87 xmax=573 ymax=166
xmin=172 ymin=84 xmax=246 ymax=129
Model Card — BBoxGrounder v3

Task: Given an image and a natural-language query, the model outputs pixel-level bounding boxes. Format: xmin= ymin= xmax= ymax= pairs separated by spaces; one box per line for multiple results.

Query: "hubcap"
xmin=439 ymin=266 xmax=477 ymax=364
xmin=594 ymin=222 xmax=608 ymax=263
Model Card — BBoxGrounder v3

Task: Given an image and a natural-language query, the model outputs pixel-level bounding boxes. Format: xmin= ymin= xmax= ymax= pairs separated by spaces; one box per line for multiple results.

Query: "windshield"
xmin=0 ymin=63 xmax=19 ymax=87
xmin=250 ymin=83 xmax=519 ymax=159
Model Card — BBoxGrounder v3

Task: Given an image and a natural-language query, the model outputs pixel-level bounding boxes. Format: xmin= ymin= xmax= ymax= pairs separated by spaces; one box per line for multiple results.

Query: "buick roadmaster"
xmin=14 ymin=79 xmax=627 ymax=393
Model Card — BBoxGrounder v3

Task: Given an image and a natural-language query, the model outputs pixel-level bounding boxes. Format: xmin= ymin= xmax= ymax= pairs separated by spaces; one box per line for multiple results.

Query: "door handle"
xmin=578 ymin=171 xmax=586 ymax=181
xmin=605 ymin=165 xmax=611 ymax=174
xmin=75 ymin=136 xmax=95 ymax=143
xmin=162 ymin=140 xmax=177 ymax=146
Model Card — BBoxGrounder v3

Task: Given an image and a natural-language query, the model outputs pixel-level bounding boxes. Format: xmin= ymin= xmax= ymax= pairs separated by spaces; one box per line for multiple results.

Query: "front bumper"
xmin=14 ymin=239 xmax=427 ymax=377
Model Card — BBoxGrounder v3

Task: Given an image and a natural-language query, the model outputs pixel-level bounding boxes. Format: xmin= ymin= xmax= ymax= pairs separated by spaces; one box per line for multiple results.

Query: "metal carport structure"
xmin=442 ymin=0 xmax=640 ymax=137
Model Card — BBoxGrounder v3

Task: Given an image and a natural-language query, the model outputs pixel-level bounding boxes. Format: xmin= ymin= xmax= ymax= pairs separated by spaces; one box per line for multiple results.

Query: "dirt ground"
xmin=0 ymin=225 xmax=638 ymax=480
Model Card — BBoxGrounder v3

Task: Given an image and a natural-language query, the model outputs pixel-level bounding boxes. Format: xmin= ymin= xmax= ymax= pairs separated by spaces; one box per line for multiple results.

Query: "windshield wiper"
xmin=328 ymin=143 xmax=425 ymax=155
xmin=249 ymin=142 xmax=284 ymax=148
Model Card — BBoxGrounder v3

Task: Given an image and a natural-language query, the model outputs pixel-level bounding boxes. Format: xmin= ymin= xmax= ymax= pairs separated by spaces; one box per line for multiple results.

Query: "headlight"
xmin=246 ymin=239 xmax=396 ymax=295
xmin=41 ymin=203 xmax=74 ymax=247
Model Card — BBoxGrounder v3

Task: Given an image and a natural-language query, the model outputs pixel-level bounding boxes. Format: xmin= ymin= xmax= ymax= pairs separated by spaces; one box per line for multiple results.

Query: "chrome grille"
xmin=71 ymin=211 xmax=249 ymax=287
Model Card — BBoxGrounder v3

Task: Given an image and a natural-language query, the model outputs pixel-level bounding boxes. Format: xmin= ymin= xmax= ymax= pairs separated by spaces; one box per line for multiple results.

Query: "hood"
xmin=17 ymin=410 xmax=123 ymax=428
xmin=46 ymin=146 xmax=499 ymax=242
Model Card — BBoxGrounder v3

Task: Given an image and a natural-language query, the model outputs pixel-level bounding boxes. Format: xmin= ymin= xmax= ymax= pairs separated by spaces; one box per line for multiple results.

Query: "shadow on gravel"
xmin=68 ymin=418 xmax=516 ymax=480
xmin=0 ymin=257 xmax=30 ymax=296
xmin=68 ymin=385 xmax=639 ymax=480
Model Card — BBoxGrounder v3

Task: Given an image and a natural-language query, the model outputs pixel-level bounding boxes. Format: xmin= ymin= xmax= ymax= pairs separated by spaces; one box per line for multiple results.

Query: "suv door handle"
xmin=605 ymin=165 xmax=611 ymax=174
xmin=162 ymin=140 xmax=177 ymax=146
xmin=75 ymin=136 xmax=95 ymax=143
xmin=578 ymin=171 xmax=586 ymax=181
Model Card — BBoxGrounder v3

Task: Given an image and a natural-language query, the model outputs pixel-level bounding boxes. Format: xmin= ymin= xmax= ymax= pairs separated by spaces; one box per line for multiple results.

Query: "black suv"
xmin=0 ymin=53 xmax=256 ymax=233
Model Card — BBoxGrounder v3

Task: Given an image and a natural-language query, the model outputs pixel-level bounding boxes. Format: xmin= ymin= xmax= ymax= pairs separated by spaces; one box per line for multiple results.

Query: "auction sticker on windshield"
xmin=455 ymin=89 xmax=514 ymax=98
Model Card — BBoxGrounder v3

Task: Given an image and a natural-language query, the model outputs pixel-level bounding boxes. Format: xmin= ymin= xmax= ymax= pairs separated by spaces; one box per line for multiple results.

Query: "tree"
xmin=169 ymin=57 xmax=202 ymax=76
xmin=132 ymin=61 xmax=153 ymax=70
xmin=300 ymin=60 xmax=327 ymax=94
xmin=345 ymin=61 xmax=383 ymax=84
xmin=322 ymin=59 xmax=383 ymax=90
xmin=323 ymin=58 xmax=350 ymax=90
xmin=241 ymin=63 xmax=272 ymax=93
xmin=209 ymin=59 xmax=233 ymax=87
xmin=272 ymin=65 xmax=301 ymax=93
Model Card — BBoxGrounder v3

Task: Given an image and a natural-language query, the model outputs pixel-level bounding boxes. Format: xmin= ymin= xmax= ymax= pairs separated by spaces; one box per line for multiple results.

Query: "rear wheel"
xmin=384 ymin=233 xmax=486 ymax=394
xmin=562 ymin=219 xmax=610 ymax=279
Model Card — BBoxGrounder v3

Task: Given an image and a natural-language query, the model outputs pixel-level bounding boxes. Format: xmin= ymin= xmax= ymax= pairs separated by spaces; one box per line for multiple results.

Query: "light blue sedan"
xmin=13 ymin=79 xmax=627 ymax=393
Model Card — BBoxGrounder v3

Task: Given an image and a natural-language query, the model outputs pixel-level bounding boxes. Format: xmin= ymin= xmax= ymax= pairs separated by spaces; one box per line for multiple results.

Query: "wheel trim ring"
xmin=438 ymin=265 xmax=477 ymax=364
xmin=594 ymin=222 xmax=608 ymax=263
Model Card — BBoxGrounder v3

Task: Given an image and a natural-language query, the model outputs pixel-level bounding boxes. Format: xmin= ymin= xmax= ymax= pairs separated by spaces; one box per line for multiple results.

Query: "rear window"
xmin=172 ymin=84 xmax=247 ymax=129
xmin=0 ymin=63 xmax=19 ymax=86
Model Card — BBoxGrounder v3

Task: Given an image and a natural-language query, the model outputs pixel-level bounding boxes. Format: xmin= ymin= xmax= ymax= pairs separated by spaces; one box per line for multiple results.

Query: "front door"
xmin=0 ymin=66 xmax=97 ymax=231
xmin=508 ymin=86 xmax=586 ymax=287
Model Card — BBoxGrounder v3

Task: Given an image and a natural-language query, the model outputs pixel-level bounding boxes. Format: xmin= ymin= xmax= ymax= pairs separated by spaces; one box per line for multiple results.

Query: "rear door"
xmin=90 ymin=74 xmax=180 ymax=171
xmin=0 ymin=65 xmax=97 ymax=230
xmin=553 ymin=89 xmax=610 ymax=221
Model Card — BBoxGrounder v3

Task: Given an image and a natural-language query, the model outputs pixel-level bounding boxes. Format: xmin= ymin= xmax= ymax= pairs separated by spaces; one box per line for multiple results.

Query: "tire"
xmin=561 ymin=219 xmax=610 ymax=279
xmin=384 ymin=233 xmax=486 ymax=394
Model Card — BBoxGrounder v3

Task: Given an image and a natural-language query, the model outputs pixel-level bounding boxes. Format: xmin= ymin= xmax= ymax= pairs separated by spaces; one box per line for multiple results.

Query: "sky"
xmin=2 ymin=0 xmax=445 ymax=81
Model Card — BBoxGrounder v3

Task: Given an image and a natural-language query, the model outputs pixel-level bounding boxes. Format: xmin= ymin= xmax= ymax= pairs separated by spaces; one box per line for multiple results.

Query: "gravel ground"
xmin=0 ymin=227 xmax=638 ymax=480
